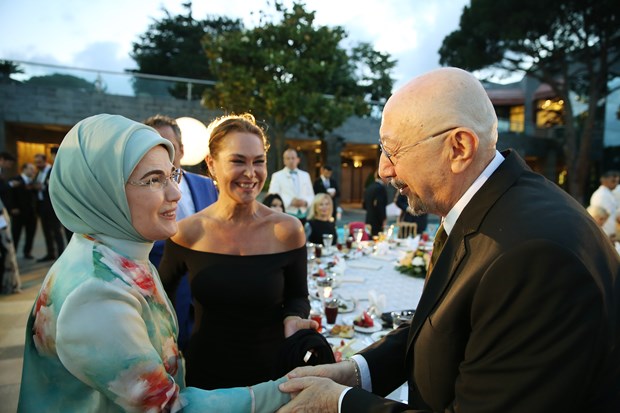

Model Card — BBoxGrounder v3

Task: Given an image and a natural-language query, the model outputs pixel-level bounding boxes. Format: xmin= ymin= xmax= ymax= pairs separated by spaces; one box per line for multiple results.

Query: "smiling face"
xmin=125 ymin=146 xmax=181 ymax=241
xmin=379 ymin=68 xmax=498 ymax=217
xmin=207 ymin=131 xmax=266 ymax=204
xmin=315 ymin=195 xmax=333 ymax=220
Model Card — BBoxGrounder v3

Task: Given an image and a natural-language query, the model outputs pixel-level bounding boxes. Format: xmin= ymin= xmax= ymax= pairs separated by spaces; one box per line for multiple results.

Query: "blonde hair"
xmin=307 ymin=193 xmax=333 ymax=221
xmin=587 ymin=205 xmax=610 ymax=226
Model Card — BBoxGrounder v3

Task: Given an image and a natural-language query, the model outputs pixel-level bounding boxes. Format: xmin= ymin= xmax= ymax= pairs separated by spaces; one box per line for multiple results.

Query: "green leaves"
xmin=201 ymin=1 xmax=395 ymax=169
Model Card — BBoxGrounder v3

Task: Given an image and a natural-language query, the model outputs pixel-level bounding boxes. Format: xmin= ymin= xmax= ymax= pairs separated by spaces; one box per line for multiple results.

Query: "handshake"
xmin=275 ymin=360 xmax=360 ymax=412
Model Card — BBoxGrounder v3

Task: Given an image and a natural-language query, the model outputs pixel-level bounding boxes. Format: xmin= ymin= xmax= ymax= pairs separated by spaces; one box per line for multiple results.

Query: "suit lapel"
xmin=406 ymin=150 xmax=527 ymax=356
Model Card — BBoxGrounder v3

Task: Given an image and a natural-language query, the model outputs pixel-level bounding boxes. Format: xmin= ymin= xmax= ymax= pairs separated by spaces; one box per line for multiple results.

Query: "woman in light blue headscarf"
xmin=17 ymin=114 xmax=289 ymax=413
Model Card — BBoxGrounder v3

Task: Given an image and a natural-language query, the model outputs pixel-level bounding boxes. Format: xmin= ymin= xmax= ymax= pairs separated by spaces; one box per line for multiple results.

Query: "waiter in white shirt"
xmin=268 ymin=148 xmax=314 ymax=223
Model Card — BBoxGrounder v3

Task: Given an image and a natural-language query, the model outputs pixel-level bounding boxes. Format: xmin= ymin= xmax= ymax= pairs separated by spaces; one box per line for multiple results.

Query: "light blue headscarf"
xmin=49 ymin=114 xmax=174 ymax=242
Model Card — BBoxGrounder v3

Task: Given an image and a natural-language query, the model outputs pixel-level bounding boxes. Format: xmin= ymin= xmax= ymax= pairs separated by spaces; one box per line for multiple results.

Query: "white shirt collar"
xmin=443 ymin=150 xmax=505 ymax=235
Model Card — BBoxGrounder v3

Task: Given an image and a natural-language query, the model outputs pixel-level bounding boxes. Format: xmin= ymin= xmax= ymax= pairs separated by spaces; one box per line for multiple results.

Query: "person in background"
xmin=144 ymin=114 xmax=218 ymax=352
xmin=0 ymin=196 xmax=20 ymax=295
xmin=590 ymin=170 xmax=620 ymax=241
xmin=268 ymin=148 xmax=314 ymax=223
xmin=17 ymin=114 xmax=290 ymax=413
xmin=278 ymin=67 xmax=620 ymax=412
xmin=33 ymin=152 xmax=65 ymax=262
xmin=313 ymin=165 xmax=339 ymax=220
xmin=263 ymin=193 xmax=286 ymax=213
xmin=395 ymin=193 xmax=428 ymax=234
xmin=363 ymin=171 xmax=388 ymax=236
xmin=305 ymin=193 xmax=337 ymax=245
xmin=159 ymin=113 xmax=315 ymax=390
xmin=0 ymin=152 xmax=17 ymax=206
xmin=8 ymin=163 xmax=37 ymax=259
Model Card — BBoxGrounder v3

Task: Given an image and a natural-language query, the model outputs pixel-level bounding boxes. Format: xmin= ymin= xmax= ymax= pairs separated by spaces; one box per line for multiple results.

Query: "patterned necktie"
xmin=427 ymin=224 xmax=447 ymax=278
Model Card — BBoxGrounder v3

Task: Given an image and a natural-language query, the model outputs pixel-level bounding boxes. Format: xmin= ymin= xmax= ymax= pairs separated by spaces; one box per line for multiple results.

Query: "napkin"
xmin=348 ymin=262 xmax=382 ymax=270
xmin=368 ymin=289 xmax=386 ymax=316
xmin=404 ymin=235 xmax=421 ymax=250
xmin=374 ymin=242 xmax=391 ymax=255
xmin=341 ymin=276 xmax=365 ymax=284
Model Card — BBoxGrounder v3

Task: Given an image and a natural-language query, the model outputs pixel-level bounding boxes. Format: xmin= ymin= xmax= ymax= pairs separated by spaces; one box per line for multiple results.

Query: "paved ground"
xmin=0 ymin=222 xmax=53 ymax=413
xmin=0 ymin=205 xmax=437 ymax=412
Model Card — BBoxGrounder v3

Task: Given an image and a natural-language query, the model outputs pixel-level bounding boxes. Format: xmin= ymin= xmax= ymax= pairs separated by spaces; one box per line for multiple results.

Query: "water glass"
xmin=322 ymin=234 xmax=334 ymax=249
xmin=306 ymin=242 xmax=316 ymax=261
xmin=353 ymin=228 xmax=364 ymax=244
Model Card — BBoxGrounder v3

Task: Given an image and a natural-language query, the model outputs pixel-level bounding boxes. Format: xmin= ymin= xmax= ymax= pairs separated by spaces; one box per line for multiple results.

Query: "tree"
xmin=130 ymin=1 xmax=243 ymax=99
xmin=0 ymin=60 xmax=23 ymax=84
xmin=25 ymin=74 xmax=98 ymax=92
xmin=202 ymin=1 xmax=396 ymax=171
xmin=439 ymin=0 xmax=620 ymax=204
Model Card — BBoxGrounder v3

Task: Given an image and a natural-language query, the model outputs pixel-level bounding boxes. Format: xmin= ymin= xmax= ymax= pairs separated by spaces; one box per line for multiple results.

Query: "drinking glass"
xmin=353 ymin=228 xmax=364 ymax=249
xmin=324 ymin=299 xmax=339 ymax=324
xmin=306 ymin=242 xmax=316 ymax=261
xmin=322 ymin=234 xmax=334 ymax=250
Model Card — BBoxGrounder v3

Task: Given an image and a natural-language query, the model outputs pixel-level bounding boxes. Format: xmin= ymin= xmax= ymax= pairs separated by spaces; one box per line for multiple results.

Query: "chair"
xmin=345 ymin=221 xmax=371 ymax=241
xmin=396 ymin=221 xmax=417 ymax=239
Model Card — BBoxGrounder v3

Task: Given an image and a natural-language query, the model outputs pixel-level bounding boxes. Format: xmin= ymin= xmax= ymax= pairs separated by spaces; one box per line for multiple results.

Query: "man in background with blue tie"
xmin=144 ymin=114 xmax=218 ymax=351
xmin=268 ymin=148 xmax=314 ymax=224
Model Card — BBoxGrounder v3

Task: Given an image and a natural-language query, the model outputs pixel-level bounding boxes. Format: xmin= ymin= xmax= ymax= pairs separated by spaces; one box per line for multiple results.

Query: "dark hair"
xmin=0 ymin=152 xmax=16 ymax=161
xmin=144 ymin=114 xmax=183 ymax=143
xmin=322 ymin=165 xmax=333 ymax=171
xmin=263 ymin=193 xmax=285 ymax=213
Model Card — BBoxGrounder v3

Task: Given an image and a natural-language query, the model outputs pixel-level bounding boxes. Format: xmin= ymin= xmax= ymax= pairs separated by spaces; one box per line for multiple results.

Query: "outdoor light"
xmin=176 ymin=117 xmax=210 ymax=166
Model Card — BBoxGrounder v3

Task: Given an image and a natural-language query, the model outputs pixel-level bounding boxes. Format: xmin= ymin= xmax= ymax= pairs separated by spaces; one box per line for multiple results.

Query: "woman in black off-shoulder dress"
xmin=158 ymin=114 xmax=315 ymax=390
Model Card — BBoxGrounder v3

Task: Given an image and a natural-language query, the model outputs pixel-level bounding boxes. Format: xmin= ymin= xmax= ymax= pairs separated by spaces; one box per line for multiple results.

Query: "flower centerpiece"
xmin=396 ymin=247 xmax=430 ymax=278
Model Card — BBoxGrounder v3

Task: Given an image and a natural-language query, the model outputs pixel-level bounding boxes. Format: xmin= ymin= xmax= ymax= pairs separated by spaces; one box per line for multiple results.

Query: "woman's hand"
xmin=283 ymin=316 xmax=319 ymax=338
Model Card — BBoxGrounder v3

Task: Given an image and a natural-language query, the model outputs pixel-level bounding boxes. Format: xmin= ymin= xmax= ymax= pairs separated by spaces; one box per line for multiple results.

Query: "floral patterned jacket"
xmin=18 ymin=234 xmax=288 ymax=413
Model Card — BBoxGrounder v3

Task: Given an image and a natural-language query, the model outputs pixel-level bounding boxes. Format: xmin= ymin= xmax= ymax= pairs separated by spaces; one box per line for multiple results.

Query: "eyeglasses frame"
xmin=127 ymin=168 xmax=183 ymax=191
xmin=379 ymin=126 xmax=458 ymax=166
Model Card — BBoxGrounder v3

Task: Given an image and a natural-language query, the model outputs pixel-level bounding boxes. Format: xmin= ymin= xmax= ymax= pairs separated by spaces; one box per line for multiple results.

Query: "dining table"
xmin=307 ymin=238 xmax=427 ymax=403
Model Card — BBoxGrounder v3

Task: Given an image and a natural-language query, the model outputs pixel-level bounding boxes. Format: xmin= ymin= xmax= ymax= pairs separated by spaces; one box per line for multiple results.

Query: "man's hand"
xmin=290 ymin=198 xmax=308 ymax=208
xmin=278 ymin=376 xmax=346 ymax=413
xmin=286 ymin=360 xmax=357 ymax=387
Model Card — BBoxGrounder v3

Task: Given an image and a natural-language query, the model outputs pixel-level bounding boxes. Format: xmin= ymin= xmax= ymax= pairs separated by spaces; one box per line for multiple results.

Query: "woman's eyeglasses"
xmin=127 ymin=169 xmax=182 ymax=191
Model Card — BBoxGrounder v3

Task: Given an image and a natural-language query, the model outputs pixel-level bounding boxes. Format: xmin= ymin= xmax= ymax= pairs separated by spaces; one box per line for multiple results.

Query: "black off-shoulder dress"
xmin=159 ymin=241 xmax=309 ymax=390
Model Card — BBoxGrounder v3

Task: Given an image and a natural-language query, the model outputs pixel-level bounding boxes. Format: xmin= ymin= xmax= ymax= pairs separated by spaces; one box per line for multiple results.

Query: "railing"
xmin=3 ymin=60 xmax=216 ymax=100
xmin=3 ymin=59 xmax=386 ymax=115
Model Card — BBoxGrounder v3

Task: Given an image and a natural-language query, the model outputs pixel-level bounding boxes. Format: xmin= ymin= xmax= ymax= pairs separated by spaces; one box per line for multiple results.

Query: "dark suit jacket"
xmin=314 ymin=176 xmax=339 ymax=218
xmin=363 ymin=180 xmax=388 ymax=236
xmin=149 ymin=171 xmax=218 ymax=266
xmin=313 ymin=176 xmax=339 ymax=198
xmin=7 ymin=175 xmax=36 ymax=216
xmin=344 ymin=150 xmax=620 ymax=412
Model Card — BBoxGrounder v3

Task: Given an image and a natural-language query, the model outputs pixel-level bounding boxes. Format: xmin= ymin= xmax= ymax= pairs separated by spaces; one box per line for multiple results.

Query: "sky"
xmin=0 ymin=0 xmax=471 ymax=91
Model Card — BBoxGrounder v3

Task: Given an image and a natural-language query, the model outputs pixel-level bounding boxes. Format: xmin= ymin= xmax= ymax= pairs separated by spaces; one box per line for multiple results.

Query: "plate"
xmin=353 ymin=323 xmax=382 ymax=333
xmin=337 ymin=298 xmax=355 ymax=313
xmin=371 ymin=330 xmax=390 ymax=342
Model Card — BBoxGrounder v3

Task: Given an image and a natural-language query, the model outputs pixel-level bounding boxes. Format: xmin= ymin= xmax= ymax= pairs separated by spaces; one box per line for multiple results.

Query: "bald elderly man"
xmin=278 ymin=67 xmax=620 ymax=412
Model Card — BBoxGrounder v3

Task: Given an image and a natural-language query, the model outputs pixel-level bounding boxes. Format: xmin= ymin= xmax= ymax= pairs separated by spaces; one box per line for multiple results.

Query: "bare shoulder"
xmin=171 ymin=211 xmax=212 ymax=248
xmin=263 ymin=207 xmax=306 ymax=249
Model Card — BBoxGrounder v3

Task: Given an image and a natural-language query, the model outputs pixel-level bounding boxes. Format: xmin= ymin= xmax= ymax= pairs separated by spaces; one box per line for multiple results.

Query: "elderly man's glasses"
xmin=379 ymin=127 xmax=457 ymax=166
xmin=127 ymin=169 xmax=182 ymax=191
